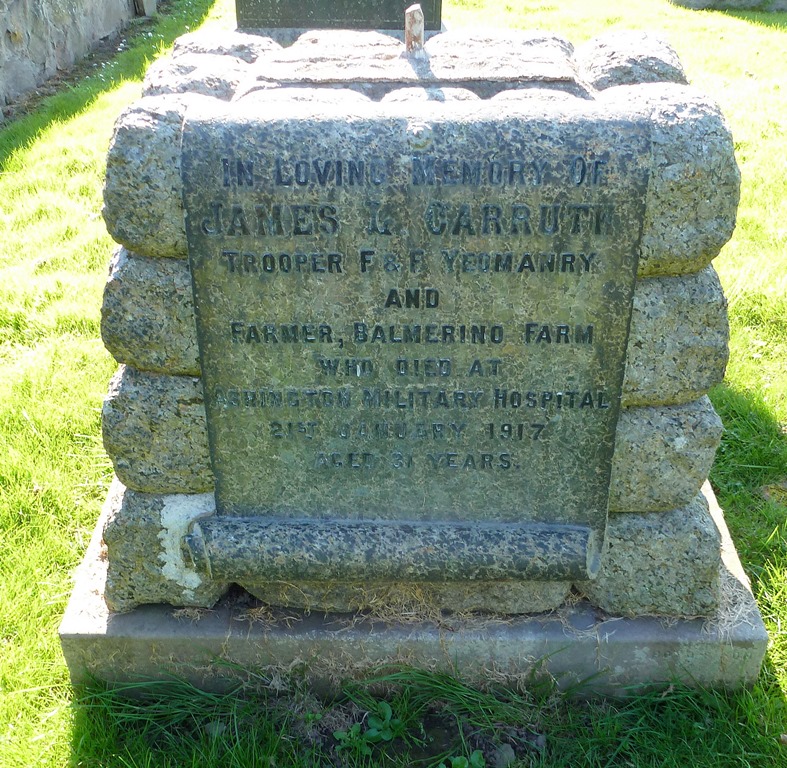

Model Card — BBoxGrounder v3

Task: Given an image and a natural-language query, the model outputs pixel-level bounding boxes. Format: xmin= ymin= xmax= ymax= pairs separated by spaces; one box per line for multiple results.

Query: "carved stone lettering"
xmin=182 ymin=100 xmax=649 ymax=580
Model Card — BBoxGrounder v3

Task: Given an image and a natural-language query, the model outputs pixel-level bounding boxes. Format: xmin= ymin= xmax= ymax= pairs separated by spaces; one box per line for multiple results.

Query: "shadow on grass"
xmin=708 ymin=379 xmax=787 ymax=727
xmin=69 ymin=678 xmax=289 ymax=768
xmin=0 ymin=0 xmax=218 ymax=169
xmin=708 ymin=381 xmax=787 ymax=569
xmin=68 ymin=669 xmax=787 ymax=767
xmin=717 ymin=9 xmax=787 ymax=30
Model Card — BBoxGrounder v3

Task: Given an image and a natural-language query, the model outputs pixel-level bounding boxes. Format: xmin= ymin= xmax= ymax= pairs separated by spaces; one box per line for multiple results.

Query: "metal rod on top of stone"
xmin=405 ymin=4 xmax=425 ymax=55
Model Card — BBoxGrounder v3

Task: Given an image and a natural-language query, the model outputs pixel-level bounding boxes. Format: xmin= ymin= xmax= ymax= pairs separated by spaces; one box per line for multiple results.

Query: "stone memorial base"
xmin=60 ymin=484 xmax=767 ymax=696
xmin=69 ymin=25 xmax=767 ymax=695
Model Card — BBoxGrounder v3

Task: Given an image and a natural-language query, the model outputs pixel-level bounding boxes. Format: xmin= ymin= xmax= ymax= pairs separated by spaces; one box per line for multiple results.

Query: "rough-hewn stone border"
xmin=62 ymin=482 xmax=767 ymax=688
xmin=101 ymin=364 xmax=723 ymax=512
xmin=103 ymin=33 xmax=739 ymax=276
xmin=101 ymin=248 xmax=729 ymax=405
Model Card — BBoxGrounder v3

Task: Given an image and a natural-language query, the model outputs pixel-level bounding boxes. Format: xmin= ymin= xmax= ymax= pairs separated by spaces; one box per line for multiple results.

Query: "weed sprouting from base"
xmin=76 ymin=668 xmax=785 ymax=767
xmin=73 ymin=666 xmax=556 ymax=767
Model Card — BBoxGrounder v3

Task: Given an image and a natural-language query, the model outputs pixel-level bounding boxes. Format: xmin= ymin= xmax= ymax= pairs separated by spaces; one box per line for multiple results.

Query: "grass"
xmin=0 ymin=0 xmax=785 ymax=765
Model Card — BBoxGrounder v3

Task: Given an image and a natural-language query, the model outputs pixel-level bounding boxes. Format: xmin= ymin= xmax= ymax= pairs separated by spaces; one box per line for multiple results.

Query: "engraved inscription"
xmin=182 ymin=106 xmax=649 ymax=534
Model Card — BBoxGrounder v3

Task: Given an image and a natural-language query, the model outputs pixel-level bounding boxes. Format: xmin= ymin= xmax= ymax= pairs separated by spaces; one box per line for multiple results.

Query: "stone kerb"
xmin=98 ymin=29 xmax=737 ymax=618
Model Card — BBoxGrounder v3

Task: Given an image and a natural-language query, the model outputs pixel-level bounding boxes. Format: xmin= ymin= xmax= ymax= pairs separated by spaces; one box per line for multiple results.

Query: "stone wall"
xmin=0 ymin=0 xmax=134 ymax=106
xmin=98 ymin=29 xmax=739 ymax=619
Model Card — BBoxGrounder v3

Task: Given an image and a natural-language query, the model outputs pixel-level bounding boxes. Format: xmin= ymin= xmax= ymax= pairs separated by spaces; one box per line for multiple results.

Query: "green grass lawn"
xmin=0 ymin=0 xmax=785 ymax=765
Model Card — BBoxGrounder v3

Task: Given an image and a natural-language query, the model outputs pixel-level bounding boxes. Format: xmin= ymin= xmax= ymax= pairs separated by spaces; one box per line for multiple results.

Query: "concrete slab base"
xmin=60 ymin=488 xmax=767 ymax=696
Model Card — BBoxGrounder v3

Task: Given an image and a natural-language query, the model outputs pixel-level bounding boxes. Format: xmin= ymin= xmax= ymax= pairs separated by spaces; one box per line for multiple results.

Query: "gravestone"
xmin=60 ymin=21 xmax=767 ymax=694
xmin=181 ymin=103 xmax=648 ymax=598
xmin=670 ymin=0 xmax=786 ymax=10
xmin=236 ymin=0 xmax=442 ymax=30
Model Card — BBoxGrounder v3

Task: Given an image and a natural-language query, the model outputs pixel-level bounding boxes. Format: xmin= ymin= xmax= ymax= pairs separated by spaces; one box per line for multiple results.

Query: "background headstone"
xmin=236 ymin=0 xmax=442 ymax=31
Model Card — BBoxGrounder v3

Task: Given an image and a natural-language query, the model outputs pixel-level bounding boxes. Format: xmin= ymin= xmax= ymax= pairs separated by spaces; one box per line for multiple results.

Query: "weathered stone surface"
xmin=291 ymin=29 xmax=405 ymax=53
xmin=425 ymin=30 xmax=574 ymax=59
xmin=183 ymin=99 xmax=646 ymax=542
xmin=422 ymin=32 xmax=582 ymax=95
xmin=172 ymin=30 xmax=281 ymax=63
xmin=622 ymin=265 xmax=728 ymax=407
xmin=381 ymin=87 xmax=480 ymax=102
xmin=62 ymin=542 xmax=767 ymax=695
xmin=577 ymin=489 xmax=722 ymax=617
xmin=101 ymin=251 xmax=728 ymax=405
xmin=575 ymin=31 xmax=687 ymax=91
xmin=244 ymin=580 xmax=571 ymax=615
xmin=186 ymin=516 xmax=594 ymax=582
xmin=102 ymin=366 xmax=212 ymax=494
xmin=103 ymin=478 xmax=570 ymax=613
xmin=610 ymin=396 xmax=722 ymax=512
xmin=232 ymin=85 xmax=372 ymax=104
xmin=0 ymin=0 xmax=132 ymax=106
xmin=246 ymin=31 xmax=585 ymax=96
xmin=102 ymin=479 xmax=227 ymax=612
xmin=63 ymin=488 xmax=768 ymax=693
xmin=490 ymin=88 xmax=583 ymax=104
xmin=102 ymin=366 xmax=720 ymax=511
xmin=103 ymin=94 xmax=219 ymax=259
xmin=100 ymin=479 xmax=724 ymax=617
xmin=81 ymin=25 xmax=759 ymax=687
xmin=101 ymin=34 xmax=737 ymax=276
xmin=142 ymin=53 xmax=251 ymax=101
xmin=599 ymin=83 xmax=739 ymax=276
xmin=101 ymin=248 xmax=200 ymax=376
xmin=228 ymin=30 xmax=585 ymax=102
xmin=102 ymin=480 xmax=725 ymax=617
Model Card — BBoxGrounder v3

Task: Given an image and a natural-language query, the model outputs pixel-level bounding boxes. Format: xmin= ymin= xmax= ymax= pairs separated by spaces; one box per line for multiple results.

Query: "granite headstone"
xmin=236 ymin=0 xmax=442 ymax=31
xmin=181 ymin=103 xmax=649 ymax=590
xmin=58 ymin=26 xmax=767 ymax=695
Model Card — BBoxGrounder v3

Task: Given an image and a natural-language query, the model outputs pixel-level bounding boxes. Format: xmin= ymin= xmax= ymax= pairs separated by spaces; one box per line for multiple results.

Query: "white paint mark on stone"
xmin=158 ymin=493 xmax=216 ymax=589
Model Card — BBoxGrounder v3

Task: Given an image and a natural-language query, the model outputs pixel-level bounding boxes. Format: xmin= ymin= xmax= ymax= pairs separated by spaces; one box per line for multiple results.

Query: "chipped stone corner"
xmin=101 ymin=478 xmax=226 ymax=612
